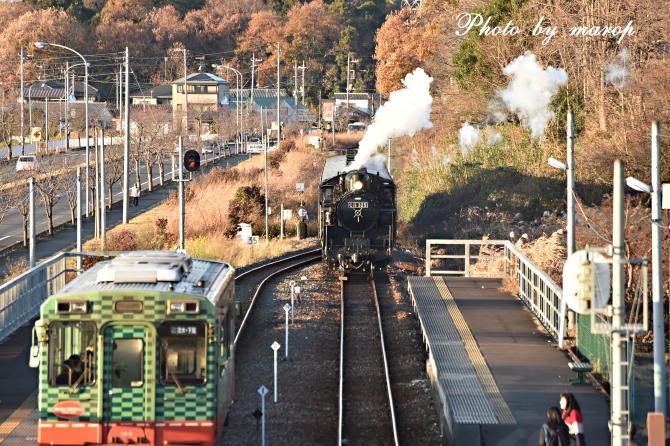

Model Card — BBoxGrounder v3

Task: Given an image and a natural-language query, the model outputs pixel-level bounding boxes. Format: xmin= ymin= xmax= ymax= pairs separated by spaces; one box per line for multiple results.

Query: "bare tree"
xmin=35 ymin=155 xmax=70 ymax=235
xmin=65 ymin=168 xmax=78 ymax=225
xmin=0 ymin=89 xmax=19 ymax=161
xmin=104 ymin=144 xmax=125 ymax=209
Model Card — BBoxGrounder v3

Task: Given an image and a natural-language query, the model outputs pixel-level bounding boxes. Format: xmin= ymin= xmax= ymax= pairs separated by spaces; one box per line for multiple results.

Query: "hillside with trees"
xmin=0 ymin=0 xmax=397 ymax=107
xmin=371 ymin=0 xmax=670 ymax=279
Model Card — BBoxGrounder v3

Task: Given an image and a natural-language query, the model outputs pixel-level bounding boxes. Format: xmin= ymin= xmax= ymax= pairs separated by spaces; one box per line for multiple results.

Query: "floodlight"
xmin=548 ymin=157 xmax=568 ymax=171
xmin=625 ymin=177 xmax=651 ymax=193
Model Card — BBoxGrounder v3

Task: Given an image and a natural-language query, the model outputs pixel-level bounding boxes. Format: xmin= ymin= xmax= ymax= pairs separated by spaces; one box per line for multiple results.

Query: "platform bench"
xmin=568 ymin=362 xmax=593 ymax=386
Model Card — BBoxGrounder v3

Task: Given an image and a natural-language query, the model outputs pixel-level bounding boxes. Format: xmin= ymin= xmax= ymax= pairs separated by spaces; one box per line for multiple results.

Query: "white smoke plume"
xmin=605 ymin=49 xmax=630 ymax=88
xmin=349 ymin=68 xmax=434 ymax=173
xmin=459 ymin=122 xmax=481 ymax=156
xmin=487 ymin=131 xmax=503 ymax=146
xmin=499 ymin=51 xmax=567 ymax=140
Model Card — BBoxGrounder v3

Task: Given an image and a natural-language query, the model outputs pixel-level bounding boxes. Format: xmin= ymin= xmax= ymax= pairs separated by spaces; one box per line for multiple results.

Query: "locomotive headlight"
xmin=348 ymin=172 xmax=369 ymax=191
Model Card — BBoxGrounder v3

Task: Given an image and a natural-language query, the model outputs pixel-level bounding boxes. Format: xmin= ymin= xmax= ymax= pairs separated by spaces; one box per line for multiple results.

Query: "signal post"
xmin=176 ymin=136 xmax=201 ymax=252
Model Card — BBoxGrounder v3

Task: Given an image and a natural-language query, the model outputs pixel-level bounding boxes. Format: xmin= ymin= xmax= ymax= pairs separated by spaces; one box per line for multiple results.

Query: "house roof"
xmin=333 ymin=92 xmax=381 ymax=101
xmin=20 ymin=87 xmax=66 ymax=99
xmin=26 ymin=81 xmax=64 ymax=90
xmin=130 ymin=84 xmax=173 ymax=98
xmin=233 ymin=88 xmax=289 ymax=98
xmin=173 ymin=72 xmax=229 ymax=84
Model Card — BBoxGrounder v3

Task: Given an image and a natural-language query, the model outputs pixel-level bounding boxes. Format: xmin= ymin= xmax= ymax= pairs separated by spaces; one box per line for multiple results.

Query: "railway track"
xmin=234 ymin=248 xmax=321 ymax=348
xmin=339 ymin=275 xmax=399 ymax=445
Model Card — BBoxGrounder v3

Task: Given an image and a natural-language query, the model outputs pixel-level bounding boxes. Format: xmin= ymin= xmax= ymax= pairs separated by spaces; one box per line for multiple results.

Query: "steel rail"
xmin=338 ymin=278 xmax=398 ymax=445
xmin=233 ymin=254 xmax=320 ymax=349
xmin=338 ymin=280 xmax=345 ymax=445
xmin=235 ymin=248 xmax=320 ymax=282
xmin=371 ymin=279 xmax=400 ymax=445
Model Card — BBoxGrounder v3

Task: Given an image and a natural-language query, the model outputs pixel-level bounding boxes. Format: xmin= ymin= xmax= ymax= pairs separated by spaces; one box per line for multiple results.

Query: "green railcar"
xmin=29 ymin=251 xmax=235 ymax=446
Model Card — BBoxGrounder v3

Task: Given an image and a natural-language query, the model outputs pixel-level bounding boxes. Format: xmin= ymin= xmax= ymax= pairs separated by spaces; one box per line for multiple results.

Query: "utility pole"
xmin=651 ymin=121 xmax=665 ymax=415
xmin=299 ymin=61 xmax=307 ymax=105
xmin=45 ymin=98 xmax=48 ymax=151
xmin=346 ymin=54 xmax=350 ymax=118
xmin=123 ymin=47 xmax=130 ymax=224
xmin=294 ymin=61 xmax=298 ymax=111
xmin=100 ymin=127 xmax=106 ymax=249
xmin=567 ymin=110 xmax=575 ymax=256
xmin=611 ymin=159 xmax=628 ymax=446
xmin=265 ymin=130 xmax=269 ymax=243
xmin=178 ymin=136 xmax=185 ymax=251
xmin=277 ymin=43 xmax=281 ymax=143
xmin=65 ymin=61 xmax=69 ymax=152
xmin=20 ymin=46 xmax=25 ymax=156
xmin=251 ymin=53 xmax=262 ymax=115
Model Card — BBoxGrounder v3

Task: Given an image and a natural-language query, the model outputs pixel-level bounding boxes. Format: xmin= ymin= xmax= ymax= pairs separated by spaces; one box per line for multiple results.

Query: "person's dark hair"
xmin=560 ymin=392 xmax=582 ymax=416
xmin=546 ymin=406 xmax=563 ymax=434
xmin=68 ymin=354 xmax=81 ymax=365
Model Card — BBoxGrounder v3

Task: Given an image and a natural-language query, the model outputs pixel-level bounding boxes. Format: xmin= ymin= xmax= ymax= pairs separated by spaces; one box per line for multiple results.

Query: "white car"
xmin=16 ymin=156 xmax=37 ymax=172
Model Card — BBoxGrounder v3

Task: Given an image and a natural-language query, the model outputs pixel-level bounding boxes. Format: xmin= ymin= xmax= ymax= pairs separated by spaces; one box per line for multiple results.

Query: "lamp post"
xmin=625 ymin=122 xmax=665 ymax=416
xmin=35 ymin=41 xmax=90 ymax=218
xmin=174 ymin=48 xmax=188 ymax=134
xmin=211 ymin=64 xmax=242 ymax=152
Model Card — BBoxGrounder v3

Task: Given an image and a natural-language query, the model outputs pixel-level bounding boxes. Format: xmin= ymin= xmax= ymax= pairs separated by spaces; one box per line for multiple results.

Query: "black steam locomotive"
xmin=318 ymin=151 xmax=396 ymax=274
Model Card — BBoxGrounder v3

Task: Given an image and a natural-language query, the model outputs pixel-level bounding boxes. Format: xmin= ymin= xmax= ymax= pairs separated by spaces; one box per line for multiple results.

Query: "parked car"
xmin=16 ymin=156 xmax=37 ymax=172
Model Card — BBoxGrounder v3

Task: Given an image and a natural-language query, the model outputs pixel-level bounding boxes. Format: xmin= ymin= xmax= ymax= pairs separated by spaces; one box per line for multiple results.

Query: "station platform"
xmin=408 ymin=276 xmax=611 ymax=446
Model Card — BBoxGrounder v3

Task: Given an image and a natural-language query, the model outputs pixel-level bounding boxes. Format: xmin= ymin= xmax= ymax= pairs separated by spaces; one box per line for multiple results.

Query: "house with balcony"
xmin=172 ymin=73 xmax=230 ymax=134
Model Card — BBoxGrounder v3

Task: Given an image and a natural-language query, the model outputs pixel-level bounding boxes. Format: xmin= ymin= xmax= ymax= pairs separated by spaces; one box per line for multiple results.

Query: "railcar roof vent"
xmin=96 ymin=251 xmax=192 ymax=284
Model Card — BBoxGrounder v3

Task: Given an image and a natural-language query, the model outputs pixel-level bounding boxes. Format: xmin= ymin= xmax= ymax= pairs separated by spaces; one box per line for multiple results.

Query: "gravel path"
xmin=220 ymin=258 xmax=443 ymax=446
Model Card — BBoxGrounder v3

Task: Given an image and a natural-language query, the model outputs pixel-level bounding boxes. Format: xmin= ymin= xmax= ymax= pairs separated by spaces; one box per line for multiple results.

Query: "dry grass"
xmin=159 ymin=145 xmax=322 ymax=241
xmin=83 ymin=138 xmax=322 ymax=268
xmin=1 ymin=255 xmax=30 ymax=284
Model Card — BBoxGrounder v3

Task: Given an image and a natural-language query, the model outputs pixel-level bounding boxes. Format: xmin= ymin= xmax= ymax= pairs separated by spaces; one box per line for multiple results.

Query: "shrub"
xmin=224 ymin=185 xmax=266 ymax=238
xmin=106 ymin=229 xmax=139 ymax=251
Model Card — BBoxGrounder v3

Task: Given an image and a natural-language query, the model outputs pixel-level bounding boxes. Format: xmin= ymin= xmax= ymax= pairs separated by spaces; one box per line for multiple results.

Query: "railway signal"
xmin=183 ymin=149 xmax=200 ymax=172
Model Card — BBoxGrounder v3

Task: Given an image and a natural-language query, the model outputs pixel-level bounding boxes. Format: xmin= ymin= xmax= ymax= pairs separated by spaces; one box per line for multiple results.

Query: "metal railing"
xmin=425 ymin=239 xmax=566 ymax=346
xmin=0 ymin=252 xmax=119 ymax=343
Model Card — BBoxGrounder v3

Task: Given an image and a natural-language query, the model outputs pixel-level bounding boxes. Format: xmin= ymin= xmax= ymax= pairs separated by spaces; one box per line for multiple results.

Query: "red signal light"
xmin=183 ymin=150 xmax=201 ymax=172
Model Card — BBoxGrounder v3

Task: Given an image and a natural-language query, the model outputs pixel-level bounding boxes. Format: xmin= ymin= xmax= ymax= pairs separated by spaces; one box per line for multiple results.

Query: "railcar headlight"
xmin=170 ymin=302 xmax=185 ymax=313
xmin=353 ymin=180 xmax=363 ymax=190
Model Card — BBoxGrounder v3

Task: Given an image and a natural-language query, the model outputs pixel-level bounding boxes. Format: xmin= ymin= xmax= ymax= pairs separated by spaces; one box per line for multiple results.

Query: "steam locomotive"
xmin=318 ymin=150 xmax=396 ymax=274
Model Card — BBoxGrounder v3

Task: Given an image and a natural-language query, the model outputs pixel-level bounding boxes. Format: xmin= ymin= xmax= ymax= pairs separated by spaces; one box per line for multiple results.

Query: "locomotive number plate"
xmin=348 ymin=202 xmax=368 ymax=208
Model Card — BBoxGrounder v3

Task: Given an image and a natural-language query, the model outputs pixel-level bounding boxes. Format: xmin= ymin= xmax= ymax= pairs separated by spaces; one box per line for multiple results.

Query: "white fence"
xmin=0 ymin=252 xmax=121 ymax=343
xmin=425 ymin=239 xmax=566 ymax=346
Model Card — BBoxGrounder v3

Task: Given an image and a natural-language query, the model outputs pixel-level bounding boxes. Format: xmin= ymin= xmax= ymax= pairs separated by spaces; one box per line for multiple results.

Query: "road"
xmin=0 ymin=147 xmax=248 ymax=254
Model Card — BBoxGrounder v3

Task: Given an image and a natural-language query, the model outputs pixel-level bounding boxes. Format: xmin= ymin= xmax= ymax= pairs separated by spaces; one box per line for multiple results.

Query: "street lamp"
xmin=174 ymin=48 xmax=188 ymax=134
xmin=34 ymin=41 xmax=90 ymax=218
xmin=626 ymin=122 xmax=665 ymax=416
xmin=625 ymin=177 xmax=651 ymax=193
xmin=547 ymin=157 xmax=567 ymax=171
xmin=212 ymin=64 xmax=242 ymax=152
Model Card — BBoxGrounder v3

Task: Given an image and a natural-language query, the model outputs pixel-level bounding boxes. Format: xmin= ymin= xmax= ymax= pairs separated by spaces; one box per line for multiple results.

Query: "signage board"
xmin=323 ymin=102 xmax=334 ymax=122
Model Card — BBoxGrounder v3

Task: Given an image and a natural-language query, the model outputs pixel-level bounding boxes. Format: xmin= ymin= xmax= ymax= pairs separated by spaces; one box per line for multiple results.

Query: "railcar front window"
xmin=159 ymin=321 xmax=207 ymax=386
xmin=111 ymin=339 xmax=144 ymax=388
xmin=48 ymin=321 xmax=96 ymax=386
